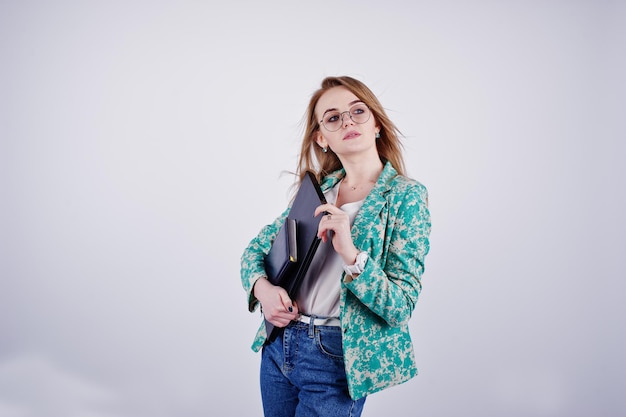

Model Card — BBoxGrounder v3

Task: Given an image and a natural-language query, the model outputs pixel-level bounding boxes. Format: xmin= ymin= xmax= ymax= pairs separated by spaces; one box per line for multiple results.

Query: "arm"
xmin=344 ymin=183 xmax=431 ymax=327
xmin=240 ymin=208 xmax=288 ymax=312
xmin=240 ymin=207 xmax=300 ymax=326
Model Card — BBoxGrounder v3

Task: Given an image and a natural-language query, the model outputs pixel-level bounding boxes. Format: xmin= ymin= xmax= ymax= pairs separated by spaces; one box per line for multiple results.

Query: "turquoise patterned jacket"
xmin=240 ymin=161 xmax=431 ymax=400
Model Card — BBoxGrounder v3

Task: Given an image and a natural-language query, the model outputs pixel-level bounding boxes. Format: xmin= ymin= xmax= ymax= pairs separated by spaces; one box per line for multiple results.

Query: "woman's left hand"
xmin=315 ymin=203 xmax=359 ymax=266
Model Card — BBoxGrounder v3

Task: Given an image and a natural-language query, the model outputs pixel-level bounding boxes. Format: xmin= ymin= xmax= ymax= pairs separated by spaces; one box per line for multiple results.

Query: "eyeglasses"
xmin=319 ymin=103 xmax=371 ymax=132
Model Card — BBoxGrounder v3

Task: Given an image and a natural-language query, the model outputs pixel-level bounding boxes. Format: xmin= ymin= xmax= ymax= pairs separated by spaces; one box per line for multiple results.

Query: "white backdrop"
xmin=1 ymin=1 xmax=624 ymax=416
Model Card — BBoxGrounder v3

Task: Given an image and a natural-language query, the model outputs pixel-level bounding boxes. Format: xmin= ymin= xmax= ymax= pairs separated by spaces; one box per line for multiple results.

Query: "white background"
xmin=1 ymin=1 xmax=625 ymax=416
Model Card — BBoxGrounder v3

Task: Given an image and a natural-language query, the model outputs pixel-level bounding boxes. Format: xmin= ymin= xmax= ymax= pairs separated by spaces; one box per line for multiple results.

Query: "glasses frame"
xmin=319 ymin=103 xmax=371 ymax=132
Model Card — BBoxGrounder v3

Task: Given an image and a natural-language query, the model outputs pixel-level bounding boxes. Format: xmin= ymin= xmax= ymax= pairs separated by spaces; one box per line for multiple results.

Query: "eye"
xmin=351 ymin=104 xmax=367 ymax=115
xmin=325 ymin=113 xmax=340 ymax=123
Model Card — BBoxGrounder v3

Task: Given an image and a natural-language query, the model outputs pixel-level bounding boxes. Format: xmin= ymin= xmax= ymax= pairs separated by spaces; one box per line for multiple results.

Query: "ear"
xmin=315 ymin=131 xmax=328 ymax=149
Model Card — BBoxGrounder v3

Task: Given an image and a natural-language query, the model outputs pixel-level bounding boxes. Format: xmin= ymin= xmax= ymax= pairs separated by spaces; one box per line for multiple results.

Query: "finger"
xmin=269 ymin=299 xmax=299 ymax=328
xmin=317 ymin=223 xmax=330 ymax=242
xmin=270 ymin=316 xmax=292 ymax=328
xmin=278 ymin=290 xmax=294 ymax=313
xmin=265 ymin=306 xmax=295 ymax=325
xmin=314 ymin=203 xmax=336 ymax=217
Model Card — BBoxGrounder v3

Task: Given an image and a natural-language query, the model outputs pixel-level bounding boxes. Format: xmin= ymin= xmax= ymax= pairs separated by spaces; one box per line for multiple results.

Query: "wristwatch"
xmin=343 ymin=251 xmax=368 ymax=276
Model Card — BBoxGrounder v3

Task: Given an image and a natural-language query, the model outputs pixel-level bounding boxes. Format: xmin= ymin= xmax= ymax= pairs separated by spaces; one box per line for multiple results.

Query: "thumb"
xmin=278 ymin=290 xmax=294 ymax=313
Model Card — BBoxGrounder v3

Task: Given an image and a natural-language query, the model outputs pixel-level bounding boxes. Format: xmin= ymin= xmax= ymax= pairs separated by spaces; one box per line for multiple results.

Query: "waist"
xmin=296 ymin=314 xmax=341 ymax=327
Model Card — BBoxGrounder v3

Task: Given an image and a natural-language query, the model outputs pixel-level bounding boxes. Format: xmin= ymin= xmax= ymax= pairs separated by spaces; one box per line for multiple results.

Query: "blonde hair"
xmin=296 ymin=76 xmax=406 ymax=184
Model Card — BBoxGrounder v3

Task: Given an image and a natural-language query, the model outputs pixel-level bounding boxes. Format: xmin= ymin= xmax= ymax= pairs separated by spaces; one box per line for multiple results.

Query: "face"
xmin=314 ymin=86 xmax=380 ymax=159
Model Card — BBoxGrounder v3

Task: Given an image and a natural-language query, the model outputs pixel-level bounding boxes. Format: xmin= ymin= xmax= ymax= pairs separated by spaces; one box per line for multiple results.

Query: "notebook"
xmin=263 ymin=171 xmax=327 ymax=341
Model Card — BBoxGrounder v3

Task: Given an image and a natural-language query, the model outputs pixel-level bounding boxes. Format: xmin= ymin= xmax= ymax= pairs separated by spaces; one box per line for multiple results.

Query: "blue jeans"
xmin=260 ymin=320 xmax=366 ymax=417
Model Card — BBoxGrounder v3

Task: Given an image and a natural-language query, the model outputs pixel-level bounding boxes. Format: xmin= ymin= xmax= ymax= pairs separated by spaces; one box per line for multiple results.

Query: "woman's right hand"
xmin=253 ymin=277 xmax=299 ymax=328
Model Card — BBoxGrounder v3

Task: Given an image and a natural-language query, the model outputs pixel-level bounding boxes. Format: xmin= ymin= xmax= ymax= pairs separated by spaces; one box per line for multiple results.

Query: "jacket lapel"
xmin=318 ymin=162 xmax=397 ymax=250
xmin=351 ymin=162 xmax=396 ymax=249
xmin=320 ymin=169 xmax=345 ymax=192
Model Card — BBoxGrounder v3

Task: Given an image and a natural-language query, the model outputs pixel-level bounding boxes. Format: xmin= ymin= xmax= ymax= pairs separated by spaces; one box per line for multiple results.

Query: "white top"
xmin=296 ymin=181 xmax=365 ymax=318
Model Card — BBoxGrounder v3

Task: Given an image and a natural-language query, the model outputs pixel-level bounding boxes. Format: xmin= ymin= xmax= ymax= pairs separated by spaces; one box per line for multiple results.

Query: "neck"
xmin=341 ymin=157 xmax=384 ymax=188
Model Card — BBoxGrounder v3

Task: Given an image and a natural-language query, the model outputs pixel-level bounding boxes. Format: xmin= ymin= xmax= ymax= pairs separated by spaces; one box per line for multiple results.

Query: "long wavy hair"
xmin=296 ymin=76 xmax=406 ymax=184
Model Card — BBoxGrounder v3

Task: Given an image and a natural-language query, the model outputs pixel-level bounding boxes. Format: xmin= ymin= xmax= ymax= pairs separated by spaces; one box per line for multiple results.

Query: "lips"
xmin=343 ymin=130 xmax=361 ymax=140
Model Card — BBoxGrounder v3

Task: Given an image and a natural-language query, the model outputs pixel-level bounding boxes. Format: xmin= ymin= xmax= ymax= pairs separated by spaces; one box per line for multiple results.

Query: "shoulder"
xmin=387 ymin=174 xmax=428 ymax=204
xmin=377 ymin=162 xmax=428 ymax=200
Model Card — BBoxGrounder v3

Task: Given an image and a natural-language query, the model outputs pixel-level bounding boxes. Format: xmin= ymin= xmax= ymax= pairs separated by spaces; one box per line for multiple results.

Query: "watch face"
xmin=356 ymin=252 xmax=368 ymax=270
xmin=344 ymin=252 xmax=368 ymax=276
xmin=354 ymin=252 xmax=367 ymax=273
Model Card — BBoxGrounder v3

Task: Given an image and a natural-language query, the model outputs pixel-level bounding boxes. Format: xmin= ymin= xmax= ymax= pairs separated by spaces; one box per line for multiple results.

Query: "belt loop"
xmin=308 ymin=315 xmax=316 ymax=338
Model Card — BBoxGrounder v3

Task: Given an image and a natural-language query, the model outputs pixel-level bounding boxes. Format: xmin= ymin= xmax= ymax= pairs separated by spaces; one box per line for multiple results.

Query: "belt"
xmin=296 ymin=314 xmax=341 ymax=327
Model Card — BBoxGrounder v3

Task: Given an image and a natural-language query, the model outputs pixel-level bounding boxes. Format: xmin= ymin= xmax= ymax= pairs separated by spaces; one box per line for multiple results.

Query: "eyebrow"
xmin=321 ymin=100 xmax=364 ymax=117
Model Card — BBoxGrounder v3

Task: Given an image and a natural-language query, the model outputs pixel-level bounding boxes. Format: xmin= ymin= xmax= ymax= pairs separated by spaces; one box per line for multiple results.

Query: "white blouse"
xmin=295 ymin=181 xmax=364 ymax=318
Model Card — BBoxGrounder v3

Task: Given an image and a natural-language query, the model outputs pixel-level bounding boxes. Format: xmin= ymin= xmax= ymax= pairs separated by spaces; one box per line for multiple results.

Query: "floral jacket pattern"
xmin=240 ymin=161 xmax=431 ymax=400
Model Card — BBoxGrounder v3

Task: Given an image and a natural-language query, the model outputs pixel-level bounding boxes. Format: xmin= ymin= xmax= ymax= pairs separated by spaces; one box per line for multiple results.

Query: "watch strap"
xmin=343 ymin=251 xmax=368 ymax=276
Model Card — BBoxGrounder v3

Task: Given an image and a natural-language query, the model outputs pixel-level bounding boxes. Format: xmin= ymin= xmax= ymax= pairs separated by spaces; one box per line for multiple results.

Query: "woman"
xmin=241 ymin=76 xmax=431 ymax=416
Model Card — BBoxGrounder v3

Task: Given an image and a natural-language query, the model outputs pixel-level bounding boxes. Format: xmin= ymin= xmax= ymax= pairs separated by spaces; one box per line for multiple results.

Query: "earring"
xmin=322 ymin=147 xmax=328 ymax=153
xmin=375 ymin=132 xmax=381 ymax=139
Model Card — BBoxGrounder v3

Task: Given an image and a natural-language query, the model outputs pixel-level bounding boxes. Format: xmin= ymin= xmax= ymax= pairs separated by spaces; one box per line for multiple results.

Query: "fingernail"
xmin=288 ymin=306 xmax=293 ymax=313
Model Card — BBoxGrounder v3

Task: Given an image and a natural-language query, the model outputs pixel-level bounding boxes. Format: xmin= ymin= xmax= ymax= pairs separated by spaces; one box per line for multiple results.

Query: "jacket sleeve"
xmin=344 ymin=182 xmax=431 ymax=326
xmin=240 ymin=208 xmax=290 ymax=312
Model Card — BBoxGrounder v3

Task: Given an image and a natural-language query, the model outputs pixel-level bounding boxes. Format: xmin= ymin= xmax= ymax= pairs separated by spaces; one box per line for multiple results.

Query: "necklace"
xmin=342 ymin=179 xmax=374 ymax=191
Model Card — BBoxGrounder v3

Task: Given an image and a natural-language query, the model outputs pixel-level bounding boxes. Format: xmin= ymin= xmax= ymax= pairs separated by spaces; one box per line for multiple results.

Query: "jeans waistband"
xmin=296 ymin=314 xmax=341 ymax=327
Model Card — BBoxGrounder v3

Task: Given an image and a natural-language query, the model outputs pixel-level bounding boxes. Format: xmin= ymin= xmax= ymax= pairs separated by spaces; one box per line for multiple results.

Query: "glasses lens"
xmin=350 ymin=104 xmax=370 ymax=124
xmin=322 ymin=112 xmax=342 ymax=132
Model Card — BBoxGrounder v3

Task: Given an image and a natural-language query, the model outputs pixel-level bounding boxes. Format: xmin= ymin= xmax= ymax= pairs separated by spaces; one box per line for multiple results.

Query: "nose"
xmin=340 ymin=111 xmax=354 ymax=128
